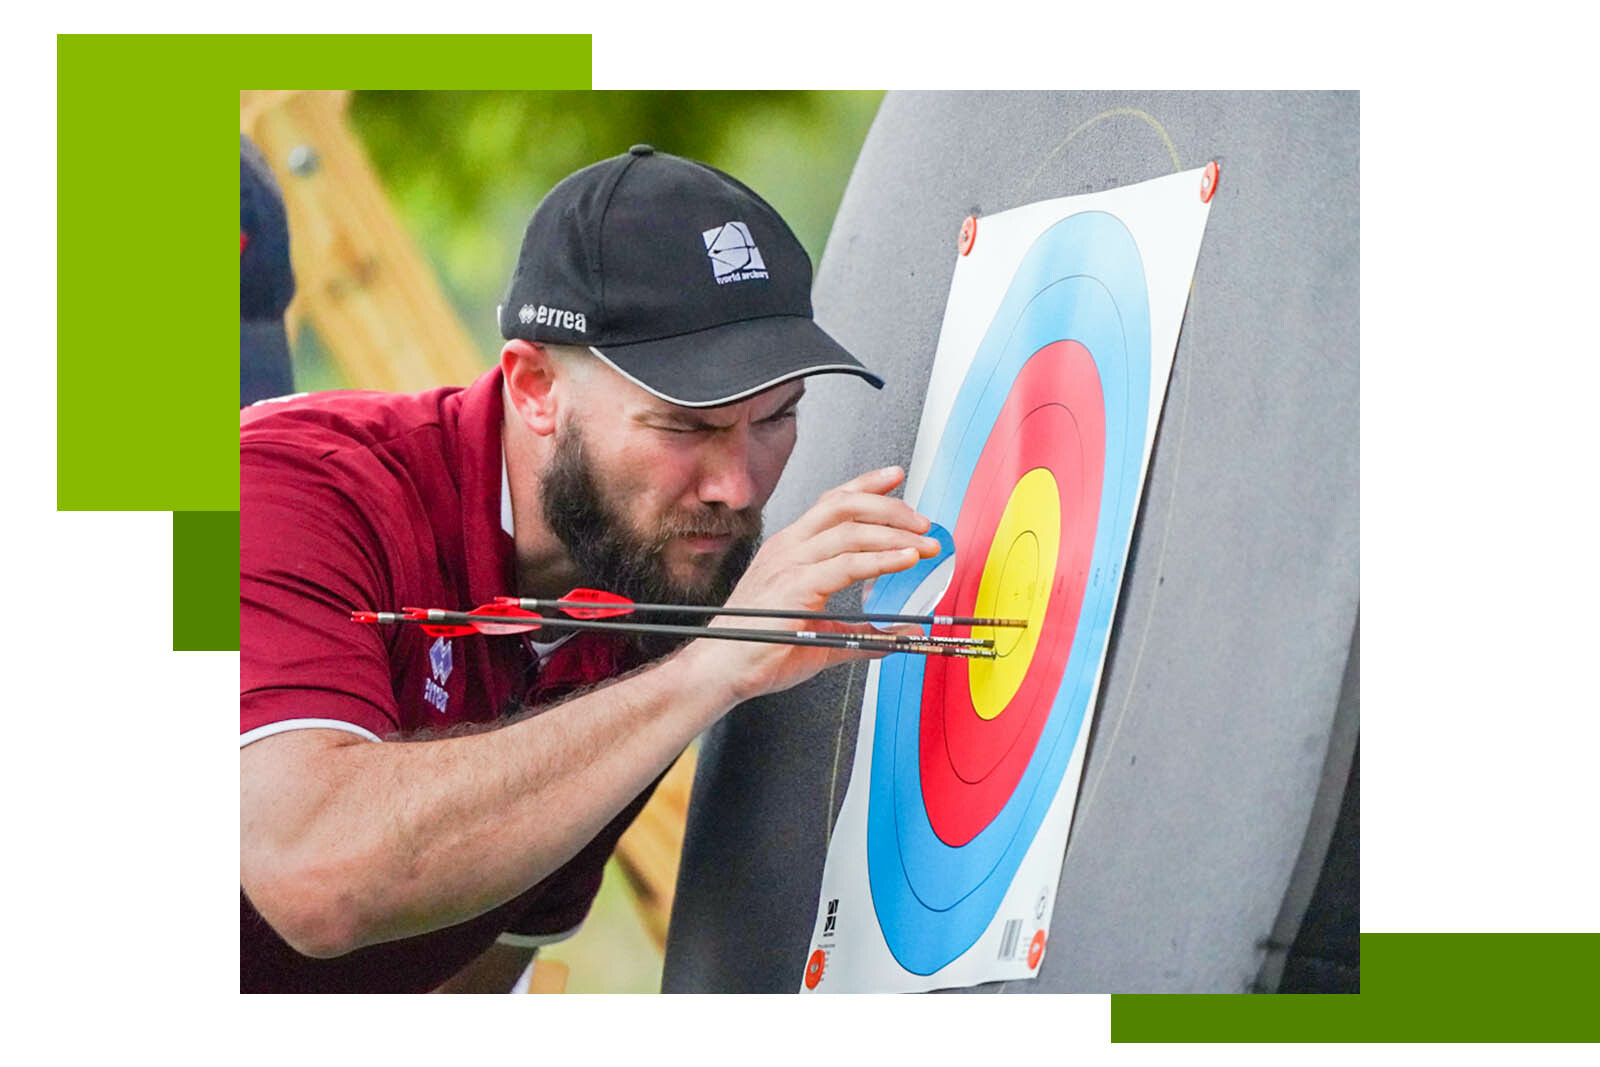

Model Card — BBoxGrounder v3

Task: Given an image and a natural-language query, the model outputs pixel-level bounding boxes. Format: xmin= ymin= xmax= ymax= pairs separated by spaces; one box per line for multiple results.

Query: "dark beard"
xmin=540 ymin=423 xmax=761 ymax=660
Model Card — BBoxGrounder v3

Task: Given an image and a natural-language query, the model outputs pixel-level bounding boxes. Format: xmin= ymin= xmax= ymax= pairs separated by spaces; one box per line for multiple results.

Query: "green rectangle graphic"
xmin=56 ymin=34 xmax=592 ymax=513
xmin=1111 ymin=933 xmax=1600 ymax=1043
xmin=173 ymin=510 xmax=240 ymax=652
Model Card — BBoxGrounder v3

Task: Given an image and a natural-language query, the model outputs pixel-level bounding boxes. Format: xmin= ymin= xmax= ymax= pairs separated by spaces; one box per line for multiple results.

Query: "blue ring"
xmin=861 ymin=212 xmax=1151 ymax=975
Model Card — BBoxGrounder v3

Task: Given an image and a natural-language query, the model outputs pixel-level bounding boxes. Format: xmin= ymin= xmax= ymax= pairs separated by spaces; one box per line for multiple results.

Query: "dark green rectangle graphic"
xmin=1111 ymin=933 xmax=1600 ymax=1042
xmin=173 ymin=510 xmax=239 ymax=652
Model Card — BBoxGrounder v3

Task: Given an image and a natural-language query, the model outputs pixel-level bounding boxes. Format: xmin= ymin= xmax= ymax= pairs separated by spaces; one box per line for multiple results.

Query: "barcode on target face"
xmin=998 ymin=919 xmax=1022 ymax=960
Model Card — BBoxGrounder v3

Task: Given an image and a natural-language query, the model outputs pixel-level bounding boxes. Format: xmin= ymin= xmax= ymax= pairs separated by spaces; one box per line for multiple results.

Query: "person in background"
xmin=240 ymin=134 xmax=296 ymax=406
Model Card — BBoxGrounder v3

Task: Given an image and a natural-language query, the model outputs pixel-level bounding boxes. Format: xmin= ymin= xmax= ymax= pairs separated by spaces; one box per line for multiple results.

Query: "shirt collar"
xmin=501 ymin=449 xmax=515 ymax=537
xmin=449 ymin=367 xmax=518 ymax=612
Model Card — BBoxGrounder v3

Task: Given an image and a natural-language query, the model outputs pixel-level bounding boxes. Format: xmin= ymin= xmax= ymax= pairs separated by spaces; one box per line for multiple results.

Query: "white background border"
xmin=10 ymin=4 xmax=1597 ymax=1063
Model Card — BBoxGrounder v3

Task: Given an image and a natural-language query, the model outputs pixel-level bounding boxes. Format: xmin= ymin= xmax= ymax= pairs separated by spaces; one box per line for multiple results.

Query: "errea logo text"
xmin=518 ymin=303 xmax=588 ymax=333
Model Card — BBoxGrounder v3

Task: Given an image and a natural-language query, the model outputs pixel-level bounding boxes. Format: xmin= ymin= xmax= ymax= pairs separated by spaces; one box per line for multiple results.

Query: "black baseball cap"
xmin=240 ymin=135 xmax=296 ymax=406
xmin=498 ymin=145 xmax=883 ymax=408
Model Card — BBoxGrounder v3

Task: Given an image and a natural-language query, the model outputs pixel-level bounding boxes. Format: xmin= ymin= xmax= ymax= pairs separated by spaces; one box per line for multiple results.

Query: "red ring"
xmin=940 ymin=404 xmax=1092 ymax=783
xmin=917 ymin=340 xmax=1106 ymax=846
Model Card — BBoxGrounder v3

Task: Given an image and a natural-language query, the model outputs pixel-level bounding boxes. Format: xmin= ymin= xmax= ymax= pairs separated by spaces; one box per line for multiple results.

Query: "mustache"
xmin=652 ymin=507 xmax=763 ymax=544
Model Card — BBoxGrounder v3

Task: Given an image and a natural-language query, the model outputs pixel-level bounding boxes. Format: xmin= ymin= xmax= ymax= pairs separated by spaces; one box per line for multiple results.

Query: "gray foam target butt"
xmin=662 ymin=91 xmax=1359 ymax=993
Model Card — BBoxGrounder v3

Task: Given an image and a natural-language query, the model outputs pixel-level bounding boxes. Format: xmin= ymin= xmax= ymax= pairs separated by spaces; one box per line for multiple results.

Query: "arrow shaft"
xmin=517 ymin=596 xmax=1025 ymax=630
xmin=403 ymin=609 xmax=996 ymax=660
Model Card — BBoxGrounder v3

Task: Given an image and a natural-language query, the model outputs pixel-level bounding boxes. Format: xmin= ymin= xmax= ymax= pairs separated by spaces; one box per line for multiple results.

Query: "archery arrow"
xmin=496 ymin=587 xmax=1026 ymax=630
xmin=352 ymin=605 xmax=998 ymax=660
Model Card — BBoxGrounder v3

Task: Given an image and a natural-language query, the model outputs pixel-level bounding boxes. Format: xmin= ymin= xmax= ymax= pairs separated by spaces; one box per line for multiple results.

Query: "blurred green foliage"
xmin=544 ymin=858 xmax=666 ymax=994
xmin=293 ymin=91 xmax=882 ymax=389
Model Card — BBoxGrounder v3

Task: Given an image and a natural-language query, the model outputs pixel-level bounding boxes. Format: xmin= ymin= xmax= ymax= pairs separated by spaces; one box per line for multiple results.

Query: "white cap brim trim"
xmin=587 ymin=346 xmax=868 ymax=409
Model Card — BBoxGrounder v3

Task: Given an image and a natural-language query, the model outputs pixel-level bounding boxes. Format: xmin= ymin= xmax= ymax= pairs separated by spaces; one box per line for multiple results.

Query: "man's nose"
xmin=697 ymin=427 xmax=757 ymax=512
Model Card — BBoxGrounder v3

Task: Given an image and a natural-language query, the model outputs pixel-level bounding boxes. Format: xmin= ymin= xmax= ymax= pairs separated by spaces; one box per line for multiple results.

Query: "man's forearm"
xmin=241 ymin=642 xmax=732 ymax=956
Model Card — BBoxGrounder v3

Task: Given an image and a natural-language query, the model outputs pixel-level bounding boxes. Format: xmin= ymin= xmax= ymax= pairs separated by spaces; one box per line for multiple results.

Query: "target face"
xmin=862 ymin=211 xmax=1152 ymax=975
xmin=803 ymin=167 xmax=1215 ymax=993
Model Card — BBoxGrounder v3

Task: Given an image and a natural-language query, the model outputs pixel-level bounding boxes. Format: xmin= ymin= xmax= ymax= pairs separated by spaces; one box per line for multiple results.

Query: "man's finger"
xmin=794 ymin=521 xmax=943 ymax=566
xmin=811 ymin=546 xmax=923 ymax=596
xmin=831 ymin=465 xmax=906 ymax=495
xmin=789 ymin=488 xmax=931 ymax=543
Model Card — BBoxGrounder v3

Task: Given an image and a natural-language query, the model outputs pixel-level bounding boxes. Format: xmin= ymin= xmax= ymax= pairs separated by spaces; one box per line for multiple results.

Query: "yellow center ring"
xmin=967 ymin=467 xmax=1060 ymax=720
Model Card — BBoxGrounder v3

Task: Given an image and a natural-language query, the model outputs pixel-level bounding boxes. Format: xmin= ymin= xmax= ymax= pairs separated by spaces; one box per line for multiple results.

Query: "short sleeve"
xmin=240 ymin=441 xmax=403 ymax=742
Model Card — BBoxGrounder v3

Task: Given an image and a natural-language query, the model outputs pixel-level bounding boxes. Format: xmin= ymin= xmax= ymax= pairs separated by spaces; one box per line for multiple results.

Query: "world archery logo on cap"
xmin=702 ymin=221 xmax=769 ymax=285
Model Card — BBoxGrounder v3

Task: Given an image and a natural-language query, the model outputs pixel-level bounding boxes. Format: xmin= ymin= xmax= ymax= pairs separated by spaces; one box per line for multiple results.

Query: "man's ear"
xmin=501 ymin=340 xmax=561 ymax=436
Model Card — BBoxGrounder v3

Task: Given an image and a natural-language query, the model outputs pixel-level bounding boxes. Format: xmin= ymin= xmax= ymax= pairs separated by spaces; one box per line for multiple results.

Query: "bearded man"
xmin=239 ymin=146 xmax=940 ymax=992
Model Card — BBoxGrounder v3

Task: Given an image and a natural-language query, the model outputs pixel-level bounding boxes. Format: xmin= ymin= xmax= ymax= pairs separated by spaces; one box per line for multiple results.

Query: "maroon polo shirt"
xmin=240 ymin=367 xmax=657 ymax=993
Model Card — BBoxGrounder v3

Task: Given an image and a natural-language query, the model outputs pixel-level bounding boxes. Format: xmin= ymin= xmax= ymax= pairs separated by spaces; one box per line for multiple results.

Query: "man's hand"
xmin=681 ymin=466 xmax=942 ymax=704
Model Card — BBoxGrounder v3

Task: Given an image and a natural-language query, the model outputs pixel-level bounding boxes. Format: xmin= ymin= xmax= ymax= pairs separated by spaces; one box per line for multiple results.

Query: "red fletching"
xmin=405 ymin=606 xmax=478 ymax=637
xmin=560 ymin=587 xmax=634 ymax=619
xmin=466 ymin=605 xmax=544 ymax=636
xmin=419 ymin=623 xmax=477 ymax=638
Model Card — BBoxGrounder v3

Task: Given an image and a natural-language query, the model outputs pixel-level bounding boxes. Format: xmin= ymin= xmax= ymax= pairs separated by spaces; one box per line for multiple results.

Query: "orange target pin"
xmin=1200 ymin=161 xmax=1220 ymax=203
xmin=959 ymin=215 xmax=978 ymax=256
xmin=804 ymin=948 xmax=826 ymax=989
